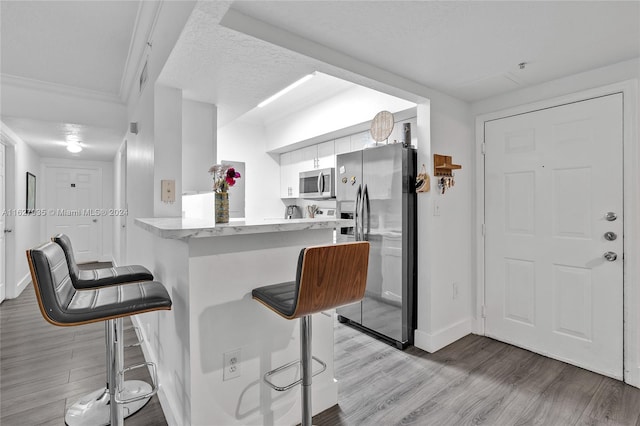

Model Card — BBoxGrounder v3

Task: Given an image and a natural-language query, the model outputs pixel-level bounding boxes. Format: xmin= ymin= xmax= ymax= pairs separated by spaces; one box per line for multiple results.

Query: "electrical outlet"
xmin=452 ymin=282 xmax=459 ymax=300
xmin=223 ymin=349 xmax=241 ymax=381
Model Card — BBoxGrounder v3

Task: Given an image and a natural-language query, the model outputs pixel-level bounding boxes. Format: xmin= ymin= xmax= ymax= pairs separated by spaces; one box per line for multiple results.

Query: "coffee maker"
xmin=284 ymin=205 xmax=302 ymax=219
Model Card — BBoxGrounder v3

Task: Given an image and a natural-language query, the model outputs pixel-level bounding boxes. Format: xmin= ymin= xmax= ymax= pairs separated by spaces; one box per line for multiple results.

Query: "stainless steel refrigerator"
xmin=336 ymin=143 xmax=417 ymax=349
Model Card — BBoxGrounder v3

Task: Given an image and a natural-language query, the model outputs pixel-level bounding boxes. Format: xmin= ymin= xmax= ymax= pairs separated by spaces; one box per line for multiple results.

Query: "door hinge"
xmin=481 ymin=223 xmax=486 ymax=237
xmin=481 ymin=305 xmax=486 ymax=318
xmin=481 ymin=142 xmax=486 ymax=155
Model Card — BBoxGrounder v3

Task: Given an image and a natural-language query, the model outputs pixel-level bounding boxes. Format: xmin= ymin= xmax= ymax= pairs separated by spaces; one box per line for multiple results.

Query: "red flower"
xmin=226 ymin=176 xmax=235 ymax=186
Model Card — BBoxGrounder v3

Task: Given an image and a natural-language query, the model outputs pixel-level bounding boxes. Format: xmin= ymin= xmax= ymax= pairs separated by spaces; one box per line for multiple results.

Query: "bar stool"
xmin=252 ymin=241 xmax=369 ymax=426
xmin=52 ymin=233 xmax=158 ymax=424
xmin=26 ymin=242 xmax=172 ymax=426
xmin=53 ymin=233 xmax=153 ymax=289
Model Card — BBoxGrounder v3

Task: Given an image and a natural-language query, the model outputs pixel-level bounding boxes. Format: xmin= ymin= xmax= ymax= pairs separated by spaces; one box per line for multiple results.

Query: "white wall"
xmin=182 ymin=99 xmax=217 ymax=193
xmin=413 ymin=94 xmax=475 ymax=352
xmin=265 ymin=85 xmax=415 ymax=152
xmin=154 ymin=85 xmax=182 ymax=217
xmin=1 ymin=125 xmax=42 ymax=299
xmin=218 ymin=119 xmax=282 ymax=220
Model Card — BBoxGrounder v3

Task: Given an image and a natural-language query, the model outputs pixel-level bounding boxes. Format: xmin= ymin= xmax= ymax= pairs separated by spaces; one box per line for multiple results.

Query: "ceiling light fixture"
xmin=258 ymin=73 xmax=315 ymax=108
xmin=67 ymin=142 xmax=82 ymax=153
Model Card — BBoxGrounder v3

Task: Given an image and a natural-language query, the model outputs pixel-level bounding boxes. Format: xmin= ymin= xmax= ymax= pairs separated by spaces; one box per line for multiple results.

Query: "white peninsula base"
xmin=135 ymin=217 xmax=350 ymax=425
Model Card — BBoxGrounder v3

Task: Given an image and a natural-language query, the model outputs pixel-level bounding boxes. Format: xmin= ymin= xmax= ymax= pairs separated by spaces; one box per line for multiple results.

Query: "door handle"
xmin=362 ymin=184 xmax=370 ymax=241
xmin=603 ymin=251 xmax=618 ymax=262
xmin=604 ymin=231 xmax=617 ymax=241
xmin=354 ymin=184 xmax=362 ymax=241
xmin=3 ymin=229 xmax=12 ymax=233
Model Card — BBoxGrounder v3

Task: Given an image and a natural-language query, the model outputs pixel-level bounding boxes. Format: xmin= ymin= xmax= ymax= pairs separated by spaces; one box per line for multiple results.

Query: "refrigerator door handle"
xmin=354 ymin=184 xmax=362 ymax=241
xmin=363 ymin=184 xmax=370 ymax=241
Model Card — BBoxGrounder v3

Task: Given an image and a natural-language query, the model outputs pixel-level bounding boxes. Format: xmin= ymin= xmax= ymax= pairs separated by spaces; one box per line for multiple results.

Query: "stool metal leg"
xmin=110 ymin=318 xmax=125 ymax=425
xmin=300 ymin=315 xmax=312 ymax=426
xmin=65 ymin=319 xmax=153 ymax=426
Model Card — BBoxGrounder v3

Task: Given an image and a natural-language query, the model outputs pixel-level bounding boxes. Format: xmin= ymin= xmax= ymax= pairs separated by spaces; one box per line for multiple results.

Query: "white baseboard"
xmin=131 ymin=316 xmax=179 ymax=426
xmin=414 ymin=318 xmax=472 ymax=353
xmin=11 ymin=273 xmax=31 ymax=299
xmin=627 ymin=368 xmax=640 ymax=389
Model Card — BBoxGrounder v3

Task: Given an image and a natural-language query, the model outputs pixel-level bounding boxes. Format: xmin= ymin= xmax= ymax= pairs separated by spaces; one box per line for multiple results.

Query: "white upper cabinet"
xmin=280 ymin=150 xmax=304 ymax=198
xmin=317 ymin=141 xmax=335 ymax=169
xmin=350 ymin=131 xmax=374 ymax=151
xmin=334 ymin=136 xmax=351 ymax=156
xmin=279 ymin=151 xmax=294 ymax=198
xmin=299 ymin=146 xmax=318 ymax=171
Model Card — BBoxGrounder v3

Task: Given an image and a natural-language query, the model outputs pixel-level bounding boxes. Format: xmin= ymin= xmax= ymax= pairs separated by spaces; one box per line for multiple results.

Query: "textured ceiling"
xmin=158 ymin=1 xmax=323 ymax=126
xmin=229 ymin=1 xmax=640 ymax=102
xmin=1 ymin=1 xmax=140 ymax=96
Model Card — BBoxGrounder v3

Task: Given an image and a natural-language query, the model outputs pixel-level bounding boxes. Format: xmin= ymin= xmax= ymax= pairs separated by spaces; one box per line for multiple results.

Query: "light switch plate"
xmin=161 ymin=180 xmax=175 ymax=203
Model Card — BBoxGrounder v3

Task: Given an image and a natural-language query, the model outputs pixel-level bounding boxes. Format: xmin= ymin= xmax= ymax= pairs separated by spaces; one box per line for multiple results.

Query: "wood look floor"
xmin=0 ymin=264 xmax=166 ymax=426
xmin=3 ymin=276 xmax=640 ymax=425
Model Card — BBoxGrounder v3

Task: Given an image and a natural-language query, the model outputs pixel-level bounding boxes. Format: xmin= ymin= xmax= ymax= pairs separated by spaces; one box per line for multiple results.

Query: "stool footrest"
xmin=264 ymin=356 xmax=326 ymax=392
xmin=115 ymin=361 xmax=158 ymax=404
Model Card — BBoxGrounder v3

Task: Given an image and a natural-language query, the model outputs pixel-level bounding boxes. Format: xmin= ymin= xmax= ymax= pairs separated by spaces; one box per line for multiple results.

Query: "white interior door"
xmin=45 ymin=167 xmax=101 ymax=263
xmin=0 ymin=144 xmax=5 ymax=303
xmin=484 ymin=93 xmax=624 ymax=379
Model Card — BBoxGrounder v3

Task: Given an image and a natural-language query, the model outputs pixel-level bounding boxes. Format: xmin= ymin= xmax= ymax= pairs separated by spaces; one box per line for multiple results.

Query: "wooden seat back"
xmin=290 ymin=241 xmax=369 ymax=319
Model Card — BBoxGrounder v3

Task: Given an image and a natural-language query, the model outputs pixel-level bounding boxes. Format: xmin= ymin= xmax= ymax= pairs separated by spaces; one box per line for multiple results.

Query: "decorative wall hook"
xmin=416 ymin=164 xmax=430 ymax=193
xmin=433 ymin=154 xmax=462 ymax=194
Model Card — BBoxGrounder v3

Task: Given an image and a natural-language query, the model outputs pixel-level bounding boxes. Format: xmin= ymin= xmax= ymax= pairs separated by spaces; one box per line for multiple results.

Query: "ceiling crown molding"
xmin=119 ymin=1 xmax=163 ymax=103
xmin=1 ymin=73 xmax=123 ymax=105
xmin=1 ymin=121 xmax=22 ymax=146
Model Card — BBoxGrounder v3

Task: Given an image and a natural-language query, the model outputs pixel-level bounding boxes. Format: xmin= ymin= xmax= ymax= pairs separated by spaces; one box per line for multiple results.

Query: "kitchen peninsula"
xmin=135 ymin=216 xmax=352 ymax=426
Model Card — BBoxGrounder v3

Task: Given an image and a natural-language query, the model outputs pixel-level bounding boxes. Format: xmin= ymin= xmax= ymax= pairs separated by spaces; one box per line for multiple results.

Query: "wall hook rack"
xmin=433 ymin=154 xmax=461 ymax=194
xmin=433 ymin=154 xmax=462 ymax=177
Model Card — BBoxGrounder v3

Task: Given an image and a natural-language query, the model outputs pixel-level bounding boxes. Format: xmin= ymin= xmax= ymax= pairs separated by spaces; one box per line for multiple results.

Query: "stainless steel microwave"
xmin=299 ymin=168 xmax=335 ymax=199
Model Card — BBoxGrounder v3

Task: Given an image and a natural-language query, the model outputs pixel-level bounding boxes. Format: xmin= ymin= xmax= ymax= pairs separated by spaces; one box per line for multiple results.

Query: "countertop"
xmin=135 ymin=217 xmax=353 ymax=239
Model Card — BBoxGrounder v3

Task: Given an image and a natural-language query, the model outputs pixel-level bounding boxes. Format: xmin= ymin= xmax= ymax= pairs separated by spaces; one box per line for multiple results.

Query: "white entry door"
xmin=45 ymin=167 xmax=101 ymax=263
xmin=0 ymin=144 xmax=5 ymax=303
xmin=484 ymin=93 xmax=624 ymax=379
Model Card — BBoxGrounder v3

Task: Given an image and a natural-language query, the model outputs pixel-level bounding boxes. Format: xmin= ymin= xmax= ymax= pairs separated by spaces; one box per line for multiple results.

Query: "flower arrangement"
xmin=208 ymin=164 xmax=241 ymax=193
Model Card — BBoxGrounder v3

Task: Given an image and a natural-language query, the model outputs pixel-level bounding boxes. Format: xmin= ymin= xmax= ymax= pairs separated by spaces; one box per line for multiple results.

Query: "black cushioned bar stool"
xmin=52 ymin=233 xmax=158 ymax=424
xmin=26 ymin=242 xmax=172 ymax=426
xmin=53 ymin=233 xmax=153 ymax=289
xmin=252 ymin=241 xmax=369 ymax=426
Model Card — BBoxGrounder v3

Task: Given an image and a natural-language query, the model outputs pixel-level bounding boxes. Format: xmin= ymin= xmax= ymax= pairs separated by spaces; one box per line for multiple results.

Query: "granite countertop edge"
xmin=135 ymin=217 xmax=353 ymax=239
